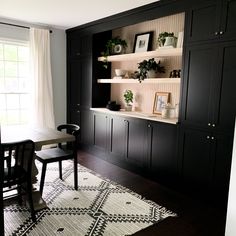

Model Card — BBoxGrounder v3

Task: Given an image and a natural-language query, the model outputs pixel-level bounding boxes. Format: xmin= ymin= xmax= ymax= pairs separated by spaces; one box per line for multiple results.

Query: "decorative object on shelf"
xmin=123 ymin=89 xmax=133 ymax=111
xmin=106 ymin=101 xmax=121 ymax=111
xmin=157 ymin=32 xmax=177 ymax=48
xmin=115 ymin=69 xmax=127 ymax=77
xmin=176 ymin=31 xmax=184 ymax=48
xmin=153 ymin=92 xmax=170 ymax=114
xmin=169 ymin=69 xmax=181 ymax=78
xmin=133 ymin=31 xmax=153 ymax=53
xmin=161 ymin=103 xmax=176 ymax=118
xmin=101 ymin=36 xmax=128 ymax=69
xmin=134 ymin=58 xmax=165 ymax=82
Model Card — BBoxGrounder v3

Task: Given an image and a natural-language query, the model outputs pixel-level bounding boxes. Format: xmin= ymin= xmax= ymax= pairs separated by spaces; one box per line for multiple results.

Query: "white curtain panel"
xmin=30 ymin=28 xmax=55 ymax=129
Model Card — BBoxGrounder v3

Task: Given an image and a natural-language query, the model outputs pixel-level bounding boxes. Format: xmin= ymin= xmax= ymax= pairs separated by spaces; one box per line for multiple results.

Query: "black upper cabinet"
xmin=181 ymin=42 xmax=236 ymax=132
xmin=220 ymin=0 xmax=236 ymax=41
xmin=67 ymin=60 xmax=81 ymax=125
xmin=186 ymin=0 xmax=236 ymax=43
xmin=214 ymin=41 xmax=236 ymax=132
xmin=68 ymin=35 xmax=92 ymax=59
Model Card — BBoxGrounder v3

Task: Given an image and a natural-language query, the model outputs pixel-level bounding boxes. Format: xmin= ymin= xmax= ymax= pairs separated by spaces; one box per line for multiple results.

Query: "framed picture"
xmin=133 ymin=31 xmax=153 ymax=53
xmin=153 ymin=92 xmax=170 ymax=114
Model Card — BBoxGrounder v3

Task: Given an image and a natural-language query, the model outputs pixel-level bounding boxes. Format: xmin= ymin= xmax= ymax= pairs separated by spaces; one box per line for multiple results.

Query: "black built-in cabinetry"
xmin=66 ymin=0 xmax=236 ymax=208
xmin=179 ymin=0 xmax=236 ymax=205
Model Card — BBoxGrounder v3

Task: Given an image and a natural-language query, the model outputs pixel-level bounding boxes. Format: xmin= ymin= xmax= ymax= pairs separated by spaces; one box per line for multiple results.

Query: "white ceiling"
xmin=0 ymin=0 xmax=159 ymax=30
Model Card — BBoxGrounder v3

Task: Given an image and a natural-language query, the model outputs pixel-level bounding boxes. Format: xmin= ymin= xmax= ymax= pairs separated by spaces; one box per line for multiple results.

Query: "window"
xmin=0 ymin=39 xmax=31 ymax=125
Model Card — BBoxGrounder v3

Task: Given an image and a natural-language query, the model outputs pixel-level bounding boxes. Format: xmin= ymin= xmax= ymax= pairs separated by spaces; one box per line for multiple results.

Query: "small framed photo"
xmin=133 ymin=31 xmax=153 ymax=53
xmin=153 ymin=92 xmax=170 ymax=114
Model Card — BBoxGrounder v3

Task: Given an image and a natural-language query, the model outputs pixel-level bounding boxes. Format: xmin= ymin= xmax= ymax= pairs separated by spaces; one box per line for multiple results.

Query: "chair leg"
xmin=27 ymin=180 xmax=36 ymax=222
xmin=74 ymin=156 xmax=78 ymax=190
xmin=40 ymin=163 xmax=47 ymax=195
xmin=59 ymin=161 xmax=63 ymax=180
xmin=17 ymin=185 xmax=23 ymax=205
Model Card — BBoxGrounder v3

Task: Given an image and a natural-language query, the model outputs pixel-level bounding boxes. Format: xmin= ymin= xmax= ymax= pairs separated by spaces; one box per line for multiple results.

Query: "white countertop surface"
xmin=90 ymin=108 xmax=179 ymax=125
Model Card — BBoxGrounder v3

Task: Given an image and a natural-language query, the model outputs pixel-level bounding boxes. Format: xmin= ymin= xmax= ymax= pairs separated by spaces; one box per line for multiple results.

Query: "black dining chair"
xmin=35 ymin=124 xmax=80 ymax=195
xmin=1 ymin=139 xmax=36 ymax=222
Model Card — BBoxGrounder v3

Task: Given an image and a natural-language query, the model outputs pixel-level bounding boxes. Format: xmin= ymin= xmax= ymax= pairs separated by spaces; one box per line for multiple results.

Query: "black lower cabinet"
xmin=80 ymin=109 xmax=93 ymax=147
xmin=109 ymin=115 xmax=126 ymax=159
xmin=178 ymin=126 xmax=233 ymax=205
xmin=147 ymin=122 xmax=178 ymax=185
xmin=125 ymin=118 xmax=146 ymax=167
xmin=93 ymin=112 xmax=108 ymax=152
xmin=109 ymin=115 xmax=146 ymax=168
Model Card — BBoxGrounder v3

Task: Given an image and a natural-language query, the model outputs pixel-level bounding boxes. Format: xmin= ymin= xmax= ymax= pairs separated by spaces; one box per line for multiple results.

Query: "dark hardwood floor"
xmin=77 ymin=150 xmax=227 ymax=236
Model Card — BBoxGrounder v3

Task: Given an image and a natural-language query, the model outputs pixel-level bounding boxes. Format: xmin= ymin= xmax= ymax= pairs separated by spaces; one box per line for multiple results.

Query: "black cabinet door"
xmin=68 ymin=35 xmax=92 ymax=59
xmin=80 ymin=57 xmax=92 ymax=109
xmin=214 ymin=41 xmax=236 ymax=132
xmin=93 ymin=112 xmax=108 ymax=151
xmin=179 ymin=128 xmax=214 ymax=192
xmin=109 ymin=115 xmax=126 ymax=159
xmin=212 ymin=133 xmax=233 ymax=204
xmin=67 ymin=60 xmax=81 ymax=125
xmin=80 ymin=109 xmax=93 ymax=146
xmin=125 ymin=118 xmax=146 ymax=167
xmin=220 ymin=0 xmax=236 ymax=40
xmin=147 ymin=122 xmax=178 ymax=184
xmin=181 ymin=44 xmax=218 ymax=128
xmin=186 ymin=0 xmax=220 ymax=42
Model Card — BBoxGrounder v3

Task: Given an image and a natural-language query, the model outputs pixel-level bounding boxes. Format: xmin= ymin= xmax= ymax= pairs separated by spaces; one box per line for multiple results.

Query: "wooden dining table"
xmin=1 ymin=125 xmax=75 ymax=210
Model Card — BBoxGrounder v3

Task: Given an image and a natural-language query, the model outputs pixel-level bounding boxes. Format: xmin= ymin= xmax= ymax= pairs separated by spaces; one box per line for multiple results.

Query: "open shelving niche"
xmin=97 ymin=48 xmax=182 ymax=84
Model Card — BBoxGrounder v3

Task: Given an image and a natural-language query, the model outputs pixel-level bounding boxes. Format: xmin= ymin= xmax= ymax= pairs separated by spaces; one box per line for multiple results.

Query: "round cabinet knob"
xmin=147 ymin=124 xmax=151 ymax=128
xmin=208 ymin=123 xmax=211 ymax=126
xmin=211 ymin=136 xmax=215 ymax=140
xmin=207 ymin=136 xmax=210 ymax=139
xmin=219 ymin=31 xmax=224 ymax=35
xmin=214 ymin=32 xmax=219 ymax=36
xmin=77 ymin=110 xmax=80 ymax=113
xmin=212 ymin=124 xmax=216 ymax=127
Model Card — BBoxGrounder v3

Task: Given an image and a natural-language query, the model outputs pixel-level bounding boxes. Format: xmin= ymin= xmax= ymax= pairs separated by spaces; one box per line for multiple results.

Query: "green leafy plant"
xmin=101 ymin=37 xmax=127 ymax=69
xmin=134 ymin=58 xmax=165 ymax=82
xmin=123 ymin=89 xmax=133 ymax=105
xmin=157 ymin=32 xmax=176 ymax=47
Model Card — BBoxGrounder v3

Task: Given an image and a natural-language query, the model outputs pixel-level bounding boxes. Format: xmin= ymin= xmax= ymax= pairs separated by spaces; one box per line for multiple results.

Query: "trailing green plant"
xmin=134 ymin=58 xmax=165 ymax=82
xmin=123 ymin=89 xmax=133 ymax=104
xmin=157 ymin=32 xmax=176 ymax=47
xmin=101 ymin=37 xmax=127 ymax=69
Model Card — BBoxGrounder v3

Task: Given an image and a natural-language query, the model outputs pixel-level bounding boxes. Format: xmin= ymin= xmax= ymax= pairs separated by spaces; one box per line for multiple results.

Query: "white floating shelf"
xmin=98 ymin=48 xmax=182 ymax=62
xmin=97 ymin=78 xmax=181 ymax=84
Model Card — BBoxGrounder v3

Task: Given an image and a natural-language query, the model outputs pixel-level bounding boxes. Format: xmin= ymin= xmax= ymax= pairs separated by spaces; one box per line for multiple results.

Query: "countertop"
xmin=90 ymin=108 xmax=178 ymax=125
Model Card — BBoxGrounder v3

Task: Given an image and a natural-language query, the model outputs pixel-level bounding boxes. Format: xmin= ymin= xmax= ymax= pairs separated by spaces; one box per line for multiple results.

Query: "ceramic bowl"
xmin=115 ymin=69 xmax=126 ymax=77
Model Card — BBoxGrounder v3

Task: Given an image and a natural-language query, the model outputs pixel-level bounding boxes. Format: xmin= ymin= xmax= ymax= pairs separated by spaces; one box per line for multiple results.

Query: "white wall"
xmin=225 ymin=119 xmax=236 ymax=236
xmin=0 ymin=18 xmax=67 ymax=126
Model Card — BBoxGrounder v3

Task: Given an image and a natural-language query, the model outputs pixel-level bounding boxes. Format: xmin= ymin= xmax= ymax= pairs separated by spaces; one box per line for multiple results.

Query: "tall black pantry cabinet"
xmin=179 ymin=0 xmax=236 ymax=205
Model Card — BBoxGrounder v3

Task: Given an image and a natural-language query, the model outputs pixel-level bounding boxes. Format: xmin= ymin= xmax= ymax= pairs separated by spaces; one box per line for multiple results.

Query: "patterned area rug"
xmin=4 ymin=161 xmax=177 ymax=235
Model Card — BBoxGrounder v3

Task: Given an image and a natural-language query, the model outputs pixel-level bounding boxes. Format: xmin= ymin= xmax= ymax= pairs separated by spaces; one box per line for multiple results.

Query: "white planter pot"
xmin=125 ymin=104 xmax=132 ymax=111
xmin=147 ymin=70 xmax=157 ymax=78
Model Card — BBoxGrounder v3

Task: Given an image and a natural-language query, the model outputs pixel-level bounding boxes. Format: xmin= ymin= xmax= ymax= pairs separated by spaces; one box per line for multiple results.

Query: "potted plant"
xmin=101 ymin=37 xmax=128 ymax=69
xmin=136 ymin=58 xmax=165 ymax=81
xmin=123 ymin=89 xmax=133 ymax=111
xmin=157 ymin=32 xmax=176 ymax=47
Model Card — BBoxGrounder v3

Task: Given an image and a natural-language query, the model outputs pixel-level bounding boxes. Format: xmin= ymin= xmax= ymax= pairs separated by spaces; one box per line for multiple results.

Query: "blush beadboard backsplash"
xmin=110 ymin=12 xmax=184 ymax=114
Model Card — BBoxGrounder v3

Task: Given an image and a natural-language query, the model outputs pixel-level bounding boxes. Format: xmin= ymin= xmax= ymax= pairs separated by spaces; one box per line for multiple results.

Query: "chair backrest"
xmin=57 ymin=124 xmax=80 ymax=150
xmin=1 ymin=140 xmax=35 ymax=186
